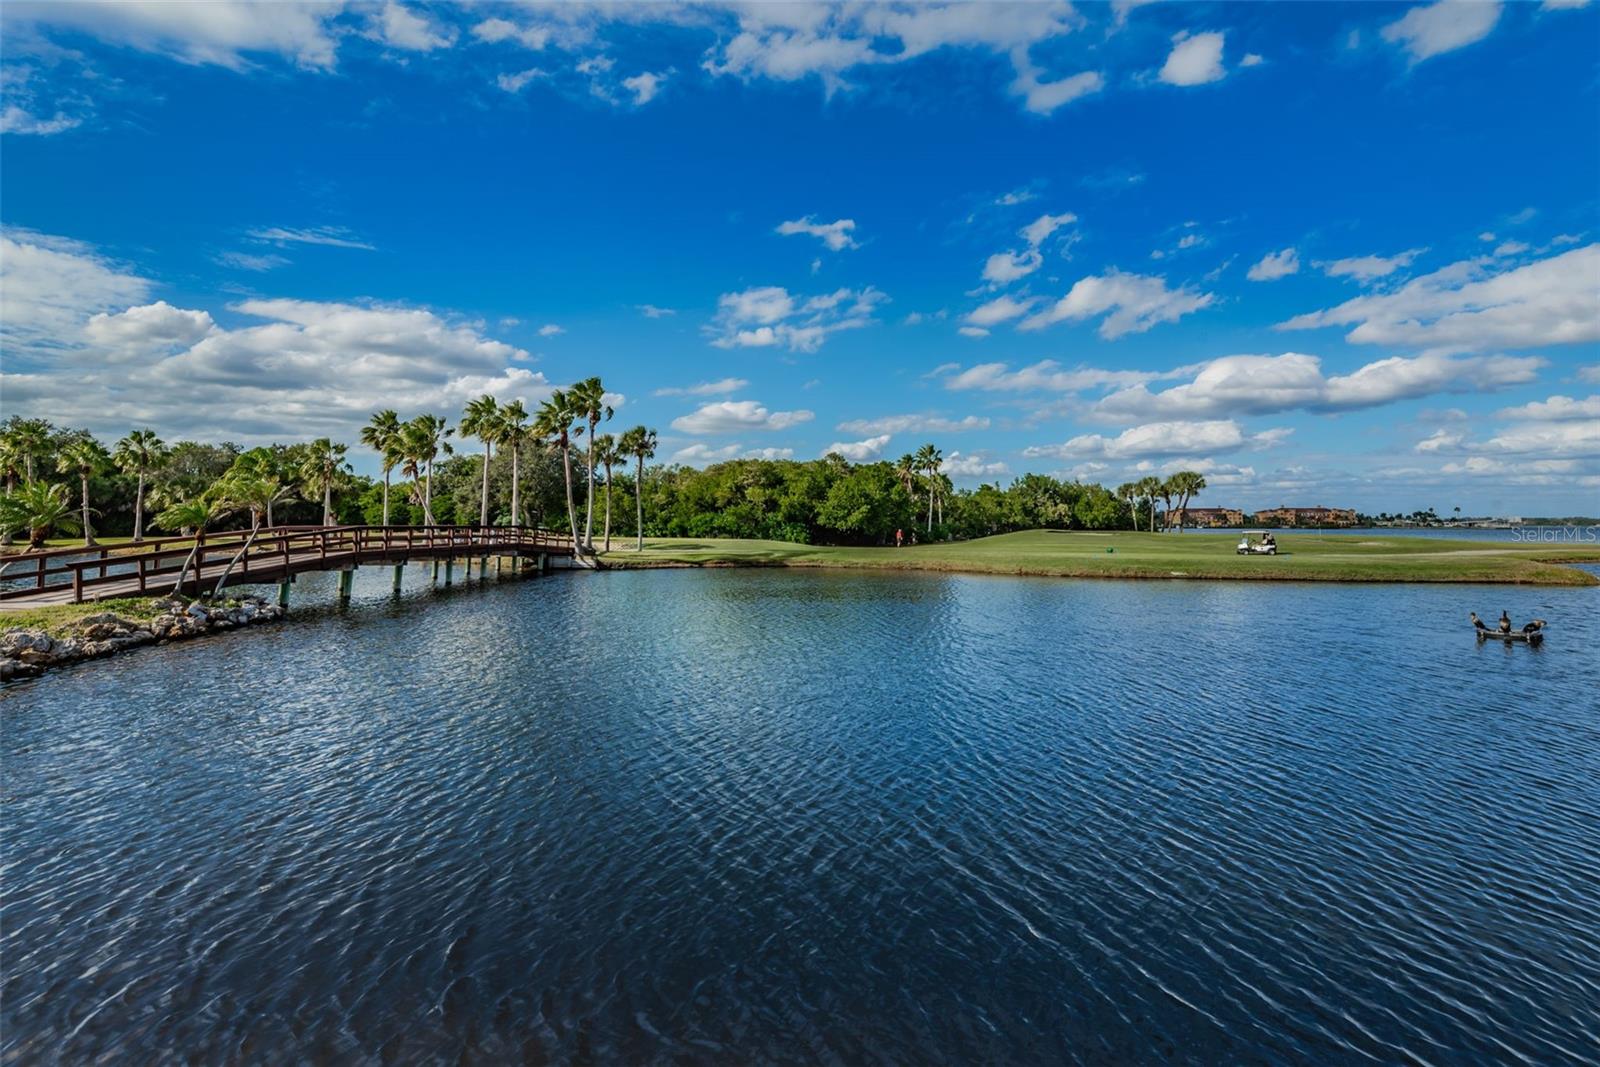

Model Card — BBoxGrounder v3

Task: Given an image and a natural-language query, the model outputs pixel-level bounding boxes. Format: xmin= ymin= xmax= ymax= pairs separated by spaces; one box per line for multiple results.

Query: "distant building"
xmin=1252 ymin=506 xmax=1358 ymax=527
xmin=1166 ymin=507 xmax=1244 ymax=528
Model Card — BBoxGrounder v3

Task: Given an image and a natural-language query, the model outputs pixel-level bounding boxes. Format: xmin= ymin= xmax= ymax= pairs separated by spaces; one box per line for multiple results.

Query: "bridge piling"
xmin=444 ymin=560 xmax=454 ymax=586
xmin=393 ymin=564 xmax=404 ymax=593
xmin=337 ymin=567 xmax=355 ymax=603
xmin=277 ymin=578 xmax=291 ymax=608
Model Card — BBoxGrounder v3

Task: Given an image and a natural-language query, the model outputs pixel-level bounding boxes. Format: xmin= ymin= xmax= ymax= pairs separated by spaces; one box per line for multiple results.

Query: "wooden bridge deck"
xmin=0 ymin=525 xmax=577 ymax=609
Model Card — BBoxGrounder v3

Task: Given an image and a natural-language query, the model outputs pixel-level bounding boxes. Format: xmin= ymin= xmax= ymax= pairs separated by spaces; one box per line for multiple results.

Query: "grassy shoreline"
xmin=599 ymin=530 xmax=1600 ymax=586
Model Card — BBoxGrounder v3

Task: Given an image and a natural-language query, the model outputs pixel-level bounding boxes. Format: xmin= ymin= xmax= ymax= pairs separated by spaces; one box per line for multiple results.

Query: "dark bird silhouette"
xmin=1522 ymin=618 xmax=1547 ymax=634
xmin=1499 ymin=611 xmax=1512 ymax=634
xmin=1471 ymin=612 xmax=1488 ymax=631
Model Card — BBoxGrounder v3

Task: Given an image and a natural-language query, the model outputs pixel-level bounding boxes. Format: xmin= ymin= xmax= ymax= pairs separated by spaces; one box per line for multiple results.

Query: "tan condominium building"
xmin=1253 ymin=506 xmax=1359 ymax=527
xmin=1166 ymin=507 xmax=1245 ymax=528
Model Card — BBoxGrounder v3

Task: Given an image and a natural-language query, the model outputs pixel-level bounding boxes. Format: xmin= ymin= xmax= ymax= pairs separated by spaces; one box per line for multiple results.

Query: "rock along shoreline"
xmin=1 ymin=596 xmax=286 ymax=682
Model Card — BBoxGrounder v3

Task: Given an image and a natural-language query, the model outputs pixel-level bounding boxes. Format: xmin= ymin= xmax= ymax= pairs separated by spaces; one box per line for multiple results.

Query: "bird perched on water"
xmin=1499 ymin=611 xmax=1512 ymax=633
xmin=1522 ymin=618 xmax=1547 ymax=634
xmin=1471 ymin=612 xmax=1488 ymax=631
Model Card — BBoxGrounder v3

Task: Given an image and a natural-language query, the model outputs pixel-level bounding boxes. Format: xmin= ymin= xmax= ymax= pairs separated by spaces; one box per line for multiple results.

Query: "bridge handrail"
xmin=0 ymin=524 xmax=574 ymax=601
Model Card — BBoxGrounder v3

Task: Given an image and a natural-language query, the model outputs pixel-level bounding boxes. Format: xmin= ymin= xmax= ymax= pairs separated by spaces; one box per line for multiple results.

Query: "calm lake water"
xmin=4 ymin=567 xmax=1598 ymax=1064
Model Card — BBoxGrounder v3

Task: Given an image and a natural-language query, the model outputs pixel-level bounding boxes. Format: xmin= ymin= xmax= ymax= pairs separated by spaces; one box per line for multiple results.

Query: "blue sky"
xmin=1 ymin=0 xmax=1596 ymax=515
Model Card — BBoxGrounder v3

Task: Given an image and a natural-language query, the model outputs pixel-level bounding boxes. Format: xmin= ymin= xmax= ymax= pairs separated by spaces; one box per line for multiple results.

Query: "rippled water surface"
xmin=4 ymin=567 xmax=1599 ymax=1064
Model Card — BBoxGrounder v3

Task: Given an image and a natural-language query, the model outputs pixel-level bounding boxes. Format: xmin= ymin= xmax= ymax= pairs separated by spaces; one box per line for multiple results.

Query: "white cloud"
xmin=538 ymin=323 xmax=565 ymax=336
xmin=1025 ymin=420 xmax=1285 ymax=460
xmin=637 ymin=304 xmax=677 ymax=318
xmin=497 ymin=68 xmax=547 ymax=93
xmin=958 ymin=326 xmax=990 ymax=338
xmin=943 ymin=451 xmax=1011 ymax=478
xmin=366 ymin=3 xmax=454 ymax=52
xmin=707 ymin=285 xmax=886 ymax=351
xmin=1240 ymin=53 xmax=1264 ymax=67
xmin=823 ymin=434 xmax=892 ymax=461
xmin=0 ymin=230 xmax=152 ymax=357
xmin=1576 ymin=365 xmax=1600 ymax=385
xmin=776 ymin=216 xmax=859 ymax=251
xmin=1382 ymin=0 xmax=1502 ymax=62
xmin=1009 ymin=50 xmax=1104 ymax=114
xmin=654 ymin=377 xmax=749 ymax=397
xmin=0 ymin=105 xmax=81 ymax=135
xmin=1281 ymin=244 xmax=1600 ymax=353
xmin=215 ymin=250 xmax=289 ymax=272
xmin=996 ymin=188 xmax=1036 ymax=206
xmin=672 ymin=442 xmax=743 ymax=465
xmin=671 ymin=400 xmax=815 ymax=434
xmin=1415 ymin=429 xmax=1464 ymax=453
xmin=1317 ymin=248 xmax=1425 ymax=281
xmin=1494 ymin=394 xmax=1600 ymax=421
xmin=941 ymin=360 xmax=1158 ymax=393
xmin=1020 ymin=211 xmax=1077 ymax=248
xmin=835 ymin=414 xmax=990 ymax=435
xmin=1159 ymin=31 xmax=1227 ymax=86
xmin=8 ymin=0 xmax=346 ymax=70
xmin=981 ymin=249 xmax=1043 ymax=285
xmin=84 ymin=301 xmax=216 ymax=359
xmin=966 ymin=294 xmax=1036 ymax=327
xmin=1493 ymin=240 xmax=1529 ymax=257
xmin=1020 ymin=269 xmax=1214 ymax=337
xmin=745 ymin=447 xmax=795 ymax=460
xmin=1247 ymin=248 xmax=1299 ymax=281
xmin=247 ymin=226 xmax=375 ymax=250
xmin=621 ymin=70 xmax=668 ymax=104
xmin=1094 ymin=351 xmax=1543 ymax=420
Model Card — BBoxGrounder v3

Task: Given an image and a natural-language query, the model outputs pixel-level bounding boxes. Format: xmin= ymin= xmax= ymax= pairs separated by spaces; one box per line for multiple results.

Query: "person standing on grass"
xmin=895 ymin=528 xmax=903 ymax=548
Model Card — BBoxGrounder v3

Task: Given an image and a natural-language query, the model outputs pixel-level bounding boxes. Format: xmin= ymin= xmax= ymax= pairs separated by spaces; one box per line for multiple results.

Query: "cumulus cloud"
xmin=707 ymin=285 xmax=886 ymax=351
xmin=1247 ymin=248 xmax=1300 ymax=281
xmin=835 ymin=413 xmax=990 ymax=435
xmin=943 ymin=451 xmax=1011 ymax=478
xmin=654 ymin=377 xmax=749 ymax=397
xmin=6 ymin=0 xmax=347 ymax=70
xmin=1009 ymin=50 xmax=1104 ymax=113
xmin=1382 ymin=0 xmax=1502 ymax=62
xmin=0 ymin=229 xmax=152 ymax=358
xmin=1 ymin=106 xmax=82 ymax=135
xmin=1019 ymin=269 xmax=1214 ymax=337
xmin=671 ymin=400 xmax=814 ymax=434
xmin=1092 ymin=351 xmax=1543 ymax=420
xmin=1159 ymin=31 xmax=1226 ymax=86
xmin=1494 ymin=394 xmax=1600 ymax=421
xmin=366 ymin=3 xmax=454 ymax=52
xmin=966 ymin=294 xmax=1036 ymax=327
xmin=637 ymin=304 xmax=677 ymax=318
xmin=982 ymin=249 xmax=1043 ymax=285
xmin=823 ymin=434 xmax=892 ymax=461
xmin=538 ymin=323 xmax=565 ymax=336
xmin=672 ymin=442 xmax=742 ymax=465
xmin=84 ymin=301 xmax=216 ymax=359
xmin=776 ymin=216 xmax=859 ymax=251
xmin=621 ymin=70 xmax=668 ymax=104
xmin=1317 ymin=248 xmax=1425 ymax=281
xmin=497 ymin=68 xmax=547 ymax=93
xmin=1281 ymin=244 xmax=1600 ymax=352
xmin=1024 ymin=420 xmax=1286 ymax=460
xmin=1020 ymin=211 xmax=1077 ymax=248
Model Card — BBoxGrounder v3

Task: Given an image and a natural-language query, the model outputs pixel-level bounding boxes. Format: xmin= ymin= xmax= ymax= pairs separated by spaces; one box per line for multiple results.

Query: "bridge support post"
xmin=431 ymin=559 xmax=440 ymax=582
xmin=444 ymin=559 xmax=454 ymax=586
xmin=277 ymin=579 xmax=291 ymax=608
xmin=480 ymin=555 xmax=489 ymax=579
xmin=337 ymin=567 xmax=355 ymax=603
xmin=537 ymin=553 xmax=547 ymax=574
xmin=393 ymin=564 xmax=404 ymax=593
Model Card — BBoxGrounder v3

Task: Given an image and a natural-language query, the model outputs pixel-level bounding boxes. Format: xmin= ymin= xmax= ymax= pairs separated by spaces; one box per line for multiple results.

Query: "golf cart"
xmin=1236 ymin=530 xmax=1278 ymax=555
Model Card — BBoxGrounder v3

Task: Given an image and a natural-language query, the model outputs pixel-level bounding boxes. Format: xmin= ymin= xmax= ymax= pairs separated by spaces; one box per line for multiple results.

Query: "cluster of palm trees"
xmin=896 ymin=446 xmax=952 ymax=532
xmin=359 ymin=378 xmax=658 ymax=554
xmin=0 ymin=420 xmax=177 ymax=549
xmin=1116 ymin=471 xmax=1208 ymax=532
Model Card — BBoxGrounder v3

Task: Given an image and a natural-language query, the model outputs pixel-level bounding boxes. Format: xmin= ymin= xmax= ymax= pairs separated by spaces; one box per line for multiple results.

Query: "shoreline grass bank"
xmin=599 ymin=530 xmax=1600 ymax=586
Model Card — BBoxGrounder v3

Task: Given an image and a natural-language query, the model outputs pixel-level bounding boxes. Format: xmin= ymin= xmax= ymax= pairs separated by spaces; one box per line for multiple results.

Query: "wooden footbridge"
xmin=0 ymin=525 xmax=579 ymax=609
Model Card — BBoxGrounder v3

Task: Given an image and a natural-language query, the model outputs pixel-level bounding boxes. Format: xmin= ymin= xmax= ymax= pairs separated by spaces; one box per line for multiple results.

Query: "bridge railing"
xmin=0 ymin=525 xmax=575 ymax=603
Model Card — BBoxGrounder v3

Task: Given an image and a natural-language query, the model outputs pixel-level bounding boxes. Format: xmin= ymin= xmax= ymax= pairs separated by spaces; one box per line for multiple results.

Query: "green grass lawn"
xmin=0 ymin=597 xmax=170 ymax=636
xmin=600 ymin=530 xmax=1600 ymax=585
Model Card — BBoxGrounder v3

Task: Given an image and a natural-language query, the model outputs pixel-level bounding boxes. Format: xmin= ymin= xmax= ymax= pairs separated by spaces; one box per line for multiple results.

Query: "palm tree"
xmin=498 ymin=400 xmax=530 ymax=527
xmin=1135 ymin=476 xmax=1163 ymax=533
xmin=914 ymin=443 xmax=942 ymax=532
xmin=534 ymin=390 xmax=582 ymax=546
xmin=1156 ymin=477 xmax=1178 ymax=532
xmin=360 ymin=410 xmax=403 ymax=526
xmin=6 ymin=419 xmax=54 ymax=482
xmin=208 ymin=473 xmax=283 ymax=598
xmin=298 ymin=438 xmax=351 ymax=526
xmin=56 ymin=437 xmax=110 ymax=547
xmin=894 ymin=454 xmax=918 ymax=499
xmin=112 ymin=429 xmax=170 ymax=542
xmin=461 ymin=394 xmax=501 ymax=527
xmin=155 ymin=495 xmax=233 ymax=597
xmin=0 ymin=481 xmax=80 ymax=549
xmin=1167 ymin=470 xmax=1207 ymax=531
xmin=0 ymin=434 xmax=23 ymax=547
xmin=1115 ymin=482 xmax=1139 ymax=530
xmin=568 ymin=377 xmax=613 ymax=550
xmin=618 ymin=425 xmax=656 ymax=551
xmin=592 ymin=433 xmax=624 ymax=551
xmin=401 ymin=415 xmax=452 ymax=524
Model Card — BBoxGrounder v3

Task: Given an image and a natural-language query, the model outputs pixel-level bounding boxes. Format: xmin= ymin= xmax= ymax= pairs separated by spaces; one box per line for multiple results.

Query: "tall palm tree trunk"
xmin=635 ymin=455 xmax=645 ymax=551
xmin=381 ymin=471 xmax=391 ymax=526
xmin=583 ymin=422 xmax=597 ymax=548
xmin=80 ymin=474 xmax=96 ymax=547
xmin=479 ymin=442 xmax=492 ymax=526
xmin=510 ymin=446 xmax=521 ymax=528
xmin=211 ymin=513 xmax=263 ymax=600
xmin=323 ymin=483 xmax=333 ymax=526
xmin=561 ymin=441 xmax=581 ymax=548
xmin=423 ymin=462 xmax=435 ymax=525
xmin=603 ymin=475 xmax=612 ymax=552
xmin=133 ymin=472 xmax=146 ymax=541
